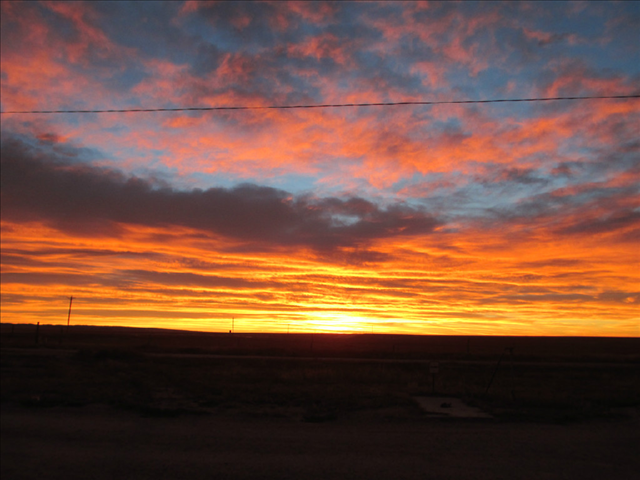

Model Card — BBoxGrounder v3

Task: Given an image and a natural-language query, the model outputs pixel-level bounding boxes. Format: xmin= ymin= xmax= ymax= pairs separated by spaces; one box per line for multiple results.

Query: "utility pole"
xmin=66 ymin=296 xmax=73 ymax=329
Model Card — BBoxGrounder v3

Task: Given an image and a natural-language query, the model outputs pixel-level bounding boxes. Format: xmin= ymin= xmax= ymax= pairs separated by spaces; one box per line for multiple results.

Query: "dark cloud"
xmin=190 ymin=2 xmax=296 ymax=48
xmin=480 ymin=292 xmax=596 ymax=305
xmin=1 ymin=267 xmax=272 ymax=292
xmin=1 ymin=272 xmax=126 ymax=288
xmin=480 ymin=166 xmax=549 ymax=185
xmin=605 ymin=12 xmax=640 ymax=54
xmin=119 ymin=270 xmax=270 ymax=290
xmin=91 ymin=2 xmax=194 ymax=61
xmin=462 ymin=162 xmax=640 ymax=236
xmin=534 ymin=32 xmax=574 ymax=47
xmin=550 ymin=163 xmax=574 ymax=176
xmin=516 ymin=258 xmax=586 ymax=269
xmin=1 ymin=247 xmax=164 ymax=260
xmin=1 ymin=135 xmax=440 ymax=251
xmin=190 ymin=42 xmax=224 ymax=76
xmin=554 ymin=210 xmax=640 ymax=236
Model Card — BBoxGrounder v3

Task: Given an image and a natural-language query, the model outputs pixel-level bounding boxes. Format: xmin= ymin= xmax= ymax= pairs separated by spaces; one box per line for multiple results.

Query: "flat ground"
xmin=3 ymin=405 xmax=639 ymax=480
xmin=2 ymin=325 xmax=639 ymax=479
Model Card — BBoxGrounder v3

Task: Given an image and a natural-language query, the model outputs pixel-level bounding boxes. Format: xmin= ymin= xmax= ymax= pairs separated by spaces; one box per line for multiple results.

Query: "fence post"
xmin=485 ymin=348 xmax=508 ymax=396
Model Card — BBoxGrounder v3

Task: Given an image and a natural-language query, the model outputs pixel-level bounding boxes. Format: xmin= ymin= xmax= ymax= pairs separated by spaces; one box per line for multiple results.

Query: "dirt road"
xmin=2 ymin=405 xmax=638 ymax=480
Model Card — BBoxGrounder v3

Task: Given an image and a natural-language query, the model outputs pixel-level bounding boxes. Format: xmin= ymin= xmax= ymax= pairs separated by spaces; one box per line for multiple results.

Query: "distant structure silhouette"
xmin=66 ymin=296 xmax=73 ymax=329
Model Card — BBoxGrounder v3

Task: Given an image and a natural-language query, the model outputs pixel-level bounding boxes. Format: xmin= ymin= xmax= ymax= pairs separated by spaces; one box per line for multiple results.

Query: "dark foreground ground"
xmin=2 ymin=325 xmax=639 ymax=479
xmin=3 ymin=404 xmax=638 ymax=480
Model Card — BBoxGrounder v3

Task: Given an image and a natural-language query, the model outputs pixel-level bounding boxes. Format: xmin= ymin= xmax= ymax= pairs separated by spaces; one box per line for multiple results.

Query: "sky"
xmin=1 ymin=1 xmax=639 ymax=336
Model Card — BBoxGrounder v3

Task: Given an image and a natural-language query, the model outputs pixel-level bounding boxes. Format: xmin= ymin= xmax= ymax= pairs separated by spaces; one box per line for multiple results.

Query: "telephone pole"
xmin=66 ymin=296 xmax=73 ymax=329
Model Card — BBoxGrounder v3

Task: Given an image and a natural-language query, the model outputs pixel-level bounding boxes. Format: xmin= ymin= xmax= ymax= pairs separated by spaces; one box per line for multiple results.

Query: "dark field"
xmin=2 ymin=323 xmax=639 ymax=420
xmin=2 ymin=324 xmax=639 ymax=479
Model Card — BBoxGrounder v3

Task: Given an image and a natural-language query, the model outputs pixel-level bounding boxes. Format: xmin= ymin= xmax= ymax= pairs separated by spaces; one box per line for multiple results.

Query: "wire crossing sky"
xmin=3 ymin=95 xmax=639 ymax=114
xmin=1 ymin=1 xmax=639 ymax=336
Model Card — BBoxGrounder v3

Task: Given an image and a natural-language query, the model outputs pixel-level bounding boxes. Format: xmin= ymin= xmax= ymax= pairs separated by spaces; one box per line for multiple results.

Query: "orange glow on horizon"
xmin=2 ymin=219 xmax=637 ymax=337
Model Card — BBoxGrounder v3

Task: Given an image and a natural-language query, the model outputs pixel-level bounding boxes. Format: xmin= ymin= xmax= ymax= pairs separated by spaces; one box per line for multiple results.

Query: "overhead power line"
xmin=1 ymin=94 xmax=638 ymax=114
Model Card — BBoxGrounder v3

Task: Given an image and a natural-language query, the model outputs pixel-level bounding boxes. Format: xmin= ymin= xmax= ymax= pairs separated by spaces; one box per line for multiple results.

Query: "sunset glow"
xmin=1 ymin=1 xmax=639 ymax=336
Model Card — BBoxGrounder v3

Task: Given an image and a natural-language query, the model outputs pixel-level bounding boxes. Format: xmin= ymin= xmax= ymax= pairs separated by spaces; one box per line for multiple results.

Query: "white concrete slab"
xmin=413 ymin=396 xmax=492 ymax=418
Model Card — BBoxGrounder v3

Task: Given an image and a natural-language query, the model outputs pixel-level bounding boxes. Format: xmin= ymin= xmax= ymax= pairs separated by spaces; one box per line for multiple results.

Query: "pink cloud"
xmin=43 ymin=1 xmax=134 ymax=66
xmin=287 ymin=33 xmax=351 ymax=65
xmin=541 ymin=60 xmax=637 ymax=97
xmin=178 ymin=0 xmax=200 ymax=17
xmin=284 ymin=2 xmax=337 ymax=24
